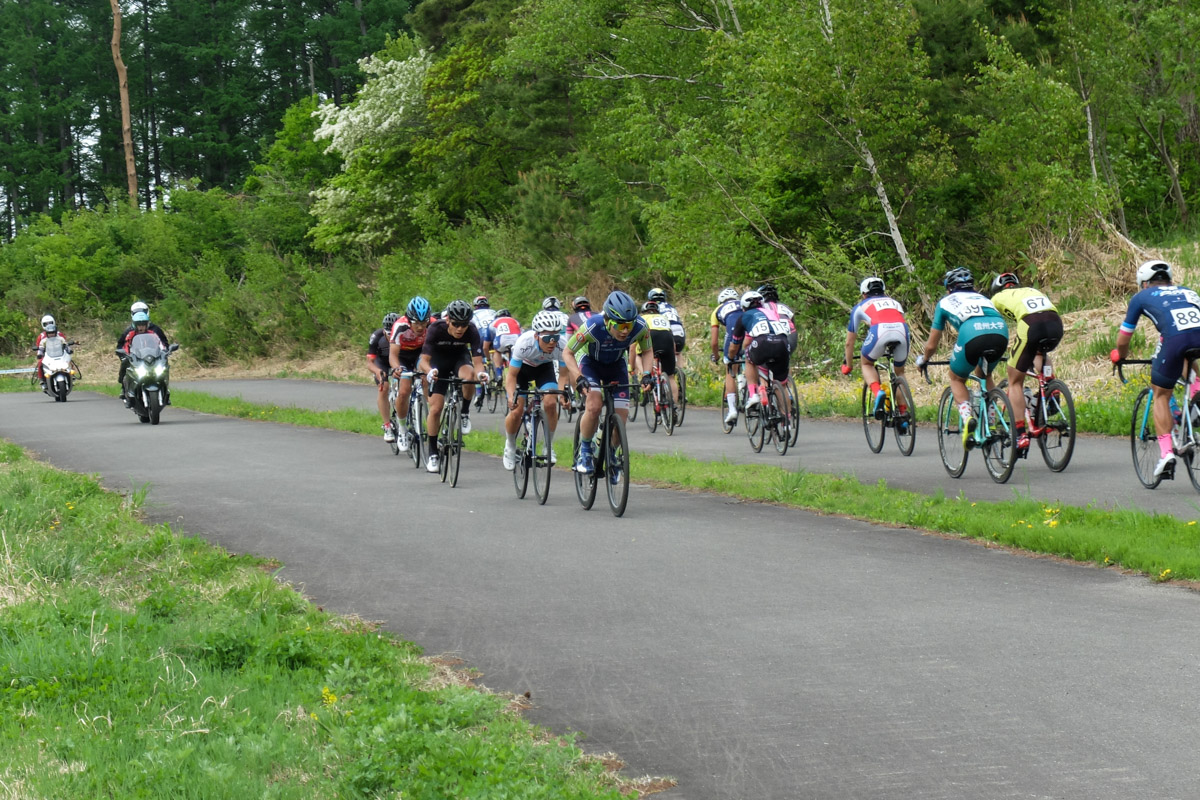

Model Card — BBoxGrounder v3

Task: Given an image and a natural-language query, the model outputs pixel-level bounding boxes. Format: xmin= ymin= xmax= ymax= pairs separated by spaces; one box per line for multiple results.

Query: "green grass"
xmin=0 ymin=442 xmax=637 ymax=798
xmin=81 ymin=383 xmax=1200 ymax=585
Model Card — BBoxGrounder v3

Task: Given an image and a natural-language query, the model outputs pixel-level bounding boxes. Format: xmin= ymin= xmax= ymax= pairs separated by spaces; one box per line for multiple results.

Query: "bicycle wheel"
xmin=771 ymin=388 xmax=789 ymax=456
xmin=627 ymin=385 xmax=640 ymax=422
xmin=605 ymin=413 xmax=631 ymax=517
xmin=892 ymin=376 xmax=916 ymax=457
xmin=1037 ymin=379 xmax=1076 ymax=472
xmin=573 ymin=414 xmax=598 ymax=509
xmin=936 ymin=386 xmax=968 ymax=478
xmin=982 ymin=388 xmax=1017 ymax=483
xmin=408 ymin=391 xmax=425 ymax=469
xmin=721 ymin=391 xmax=736 ymax=434
xmin=675 ymin=369 xmax=687 ymax=427
xmin=488 ymin=381 xmax=501 ymax=413
xmin=438 ymin=407 xmax=452 ymax=483
xmin=662 ymin=378 xmax=676 ymax=436
xmin=389 ymin=410 xmax=401 ymax=456
xmin=746 ymin=401 xmax=765 ymax=453
xmin=532 ymin=413 xmax=553 ymax=505
xmin=644 ymin=382 xmax=658 ymax=433
xmin=513 ymin=420 xmax=530 ymax=499
xmin=786 ymin=376 xmax=800 ymax=447
xmin=563 ymin=386 xmax=576 ymax=423
xmin=448 ymin=402 xmax=464 ymax=488
xmin=861 ymin=384 xmax=885 ymax=453
xmin=1130 ymin=387 xmax=1163 ymax=489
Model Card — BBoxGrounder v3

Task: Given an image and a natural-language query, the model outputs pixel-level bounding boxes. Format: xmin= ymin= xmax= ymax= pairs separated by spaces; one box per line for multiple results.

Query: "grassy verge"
xmin=0 ymin=441 xmax=645 ymax=798
xmin=70 ymin=383 xmax=1200 ymax=585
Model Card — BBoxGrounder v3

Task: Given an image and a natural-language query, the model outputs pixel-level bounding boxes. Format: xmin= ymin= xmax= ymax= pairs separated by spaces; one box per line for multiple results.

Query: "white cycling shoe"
xmin=1153 ymin=452 xmax=1177 ymax=478
xmin=724 ymin=407 xmax=738 ymax=424
xmin=426 ymin=453 xmax=439 ymax=473
xmin=461 ymin=415 xmax=473 ymax=434
xmin=397 ymin=431 xmax=411 ymax=452
xmin=503 ymin=442 xmax=517 ymax=471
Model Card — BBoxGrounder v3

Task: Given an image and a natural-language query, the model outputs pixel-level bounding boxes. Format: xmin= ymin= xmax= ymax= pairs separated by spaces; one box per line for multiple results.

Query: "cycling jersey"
xmin=710 ymin=299 xmax=743 ymax=358
xmin=486 ymin=316 xmax=522 ymax=353
xmin=389 ymin=316 xmax=427 ymax=352
xmin=640 ymin=314 xmax=677 ymax=374
xmin=992 ymin=287 xmax=1062 ymax=373
xmin=991 ymin=287 xmax=1057 ymax=325
xmin=567 ymin=315 xmax=649 ymax=366
xmin=731 ymin=307 xmax=792 ymax=340
xmin=367 ymin=328 xmax=392 ymax=370
xmin=471 ymin=308 xmax=497 ymax=331
xmin=510 ymin=330 xmax=565 ymax=369
xmin=764 ymin=301 xmax=796 ymax=333
xmin=657 ymin=302 xmax=688 ymax=342
xmin=848 ymin=295 xmax=909 ymax=364
xmin=566 ymin=309 xmax=595 ymax=334
xmin=932 ymin=291 xmax=1008 ymax=378
xmin=1121 ymin=283 xmax=1200 ymax=388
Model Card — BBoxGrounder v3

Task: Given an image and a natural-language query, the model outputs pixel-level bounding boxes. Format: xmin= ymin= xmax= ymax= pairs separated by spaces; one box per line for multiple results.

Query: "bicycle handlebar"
xmin=919 ymin=359 xmax=950 ymax=384
xmin=1112 ymin=358 xmax=1152 ymax=385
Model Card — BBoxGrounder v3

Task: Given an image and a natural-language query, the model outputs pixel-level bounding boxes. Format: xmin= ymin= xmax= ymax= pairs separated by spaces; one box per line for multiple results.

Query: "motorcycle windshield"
xmin=129 ymin=333 xmax=166 ymax=360
xmin=43 ymin=338 xmax=67 ymax=358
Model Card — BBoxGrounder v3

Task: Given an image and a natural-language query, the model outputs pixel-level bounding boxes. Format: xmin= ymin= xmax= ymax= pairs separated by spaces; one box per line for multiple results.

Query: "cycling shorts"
xmin=949 ymin=321 xmax=1008 ymax=379
xmin=580 ymin=357 xmax=630 ymax=410
xmin=1152 ymin=329 xmax=1200 ymax=389
xmin=1010 ymin=311 xmax=1063 ymax=374
xmin=747 ymin=335 xmax=791 ymax=381
xmin=861 ymin=322 xmax=910 ymax=365
xmin=648 ymin=330 xmax=677 ymax=375
xmin=514 ymin=362 xmax=558 ymax=394
xmin=493 ymin=333 xmax=519 ymax=354
xmin=429 ymin=352 xmax=473 ymax=397
xmin=393 ymin=349 xmax=421 ymax=373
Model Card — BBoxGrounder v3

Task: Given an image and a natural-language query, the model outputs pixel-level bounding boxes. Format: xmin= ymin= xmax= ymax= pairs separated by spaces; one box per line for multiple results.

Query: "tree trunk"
xmin=110 ymin=0 xmax=138 ymax=204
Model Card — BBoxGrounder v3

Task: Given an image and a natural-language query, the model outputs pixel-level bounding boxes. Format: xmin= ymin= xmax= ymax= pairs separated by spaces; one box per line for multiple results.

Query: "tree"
xmin=110 ymin=0 xmax=137 ymax=202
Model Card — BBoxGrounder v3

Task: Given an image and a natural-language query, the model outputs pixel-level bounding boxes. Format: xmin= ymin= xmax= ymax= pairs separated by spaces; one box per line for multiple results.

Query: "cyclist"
xmin=542 ymin=296 xmax=571 ymax=331
xmin=639 ymin=300 xmax=680 ymax=409
xmin=388 ymin=296 xmax=432 ymax=452
xmin=471 ymin=295 xmax=497 ymax=333
xmin=418 ymin=300 xmax=488 ymax=473
xmin=117 ymin=302 xmax=171 ymax=406
xmin=728 ymin=290 xmax=792 ymax=417
xmin=841 ymin=277 xmax=910 ymax=423
xmin=501 ymin=310 xmax=580 ymax=470
xmin=1110 ymin=259 xmax=1200 ymax=478
xmin=709 ymin=287 xmax=743 ymax=425
xmin=483 ymin=309 xmax=522 ymax=400
xmin=561 ymin=290 xmax=652 ymax=474
xmin=369 ymin=312 xmax=401 ymax=442
xmin=566 ymin=296 xmax=595 ymax=335
xmin=989 ymin=272 xmax=1063 ymax=453
xmin=915 ymin=267 xmax=1009 ymax=447
xmin=34 ymin=314 xmax=69 ymax=389
xmin=757 ymin=282 xmax=796 ymax=353
xmin=647 ymin=288 xmax=687 ymax=354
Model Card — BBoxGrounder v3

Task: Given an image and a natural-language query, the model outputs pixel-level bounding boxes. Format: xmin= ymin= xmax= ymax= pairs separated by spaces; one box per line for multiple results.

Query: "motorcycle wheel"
xmin=148 ymin=390 xmax=163 ymax=425
xmin=54 ymin=375 xmax=70 ymax=402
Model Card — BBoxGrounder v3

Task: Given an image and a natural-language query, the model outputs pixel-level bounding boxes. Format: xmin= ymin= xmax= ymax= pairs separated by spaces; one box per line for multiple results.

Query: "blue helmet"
xmin=132 ymin=310 xmax=149 ymax=324
xmin=602 ymin=290 xmax=639 ymax=323
xmin=406 ymin=295 xmax=431 ymax=322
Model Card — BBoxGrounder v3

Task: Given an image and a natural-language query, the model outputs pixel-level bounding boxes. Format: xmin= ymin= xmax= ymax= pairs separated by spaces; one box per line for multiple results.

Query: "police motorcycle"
xmin=37 ymin=337 xmax=81 ymax=402
xmin=116 ymin=333 xmax=179 ymax=424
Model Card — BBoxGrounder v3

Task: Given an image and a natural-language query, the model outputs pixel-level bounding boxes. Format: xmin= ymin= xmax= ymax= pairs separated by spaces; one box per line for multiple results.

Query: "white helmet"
xmin=718 ymin=287 xmax=739 ymax=304
xmin=740 ymin=290 xmax=764 ymax=310
xmin=131 ymin=301 xmax=149 ymax=315
xmin=1136 ymin=260 xmax=1172 ymax=285
xmin=859 ymin=277 xmax=885 ymax=295
xmin=41 ymin=315 xmax=56 ymax=333
xmin=531 ymin=310 xmax=564 ymax=334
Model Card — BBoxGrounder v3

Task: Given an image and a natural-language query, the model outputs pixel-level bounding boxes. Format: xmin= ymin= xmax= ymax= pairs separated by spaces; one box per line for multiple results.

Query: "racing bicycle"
xmin=1116 ymin=357 xmax=1200 ymax=491
xmin=573 ymin=382 xmax=633 ymax=517
xmin=436 ymin=376 xmax=479 ymax=488
xmin=860 ymin=342 xmax=916 ymax=457
xmin=745 ymin=369 xmax=793 ymax=456
xmin=513 ymin=387 xmax=563 ymax=504
xmin=643 ymin=356 xmax=677 ymax=435
xmin=923 ymin=356 xmax=1017 ymax=483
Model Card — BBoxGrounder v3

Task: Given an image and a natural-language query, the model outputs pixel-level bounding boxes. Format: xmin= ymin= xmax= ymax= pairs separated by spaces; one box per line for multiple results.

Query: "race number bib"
xmin=1023 ymin=295 xmax=1054 ymax=313
xmin=1171 ymin=306 xmax=1200 ymax=331
xmin=749 ymin=320 xmax=790 ymax=337
xmin=943 ymin=294 xmax=988 ymax=319
xmin=871 ymin=298 xmax=903 ymax=313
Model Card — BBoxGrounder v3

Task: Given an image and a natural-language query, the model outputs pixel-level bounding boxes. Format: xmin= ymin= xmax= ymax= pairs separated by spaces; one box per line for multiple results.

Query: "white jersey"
xmin=510 ymin=330 xmax=565 ymax=368
xmin=658 ymin=302 xmax=686 ymax=339
xmin=472 ymin=308 xmax=497 ymax=330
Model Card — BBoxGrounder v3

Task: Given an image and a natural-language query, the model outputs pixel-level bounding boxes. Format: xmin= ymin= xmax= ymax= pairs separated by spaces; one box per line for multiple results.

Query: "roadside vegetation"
xmin=0 ymin=440 xmax=648 ymax=798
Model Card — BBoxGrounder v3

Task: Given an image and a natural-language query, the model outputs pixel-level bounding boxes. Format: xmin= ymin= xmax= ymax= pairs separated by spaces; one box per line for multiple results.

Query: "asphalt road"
xmin=3 ymin=384 xmax=1200 ymax=799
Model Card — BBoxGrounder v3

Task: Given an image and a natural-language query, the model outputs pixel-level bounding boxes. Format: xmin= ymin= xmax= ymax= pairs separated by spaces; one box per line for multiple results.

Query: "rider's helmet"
xmin=602 ymin=290 xmax=639 ymax=323
xmin=647 ymin=287 xmax=667 ymax=303
xmin=541 ymin=296 xmax=562 ymax=311
xmin=40 ymin=315 xmax=57 ymax=333
xmin=756 ymin=282 xmax=779 ymax=302
xmin=494 ymin=308 xmax=511 ymax=318
xmin=531 ymin=310 xmax=564 ymax=334
xmin=406 ymin=296 xmax=431 ymax=322
xmin=473 ymin=295 xmax=490 ymax=309
xmin=132 ymin=310 xmax=150 ymax=327
xmin=642 ymin=301 xmax=660 ymax=314
xmin=990 ymin=272 xmax=1020 ymax=295
xmin=446 ymin=300 xmax=474 ymax=323
xmin=859 ymin=277 xmax=885 ymax=296
xmin=717 ymin=287 xmax=739 ymax=304
xmin=1136 ymin=259 xmax=1172 ymax=285
xmin=572 ymin=296 xmax=591 ymax=311
xmin=943 ymin=267 xmax=974 ymax=292
xmin=131 ymin=301 xmax=149 ymax=317
xmin=740 ymin=290 xmax=764 ymax=310
xmin=382 ymin=312 xmax=400 ymax=332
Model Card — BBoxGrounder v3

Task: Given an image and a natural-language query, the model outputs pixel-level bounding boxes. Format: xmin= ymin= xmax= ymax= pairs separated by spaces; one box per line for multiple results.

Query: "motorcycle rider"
xmin=35 ymin=314 xmax=70 ymax=388
xmin=117 ymin=302 xmax=171 ymax=407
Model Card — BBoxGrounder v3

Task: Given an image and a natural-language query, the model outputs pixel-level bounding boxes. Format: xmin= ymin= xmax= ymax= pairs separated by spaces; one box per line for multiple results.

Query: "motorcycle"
xmin=116 ymin=333 xmax=179 ymax=425
xmin=36 ymin=338 xmax=80 ymax=402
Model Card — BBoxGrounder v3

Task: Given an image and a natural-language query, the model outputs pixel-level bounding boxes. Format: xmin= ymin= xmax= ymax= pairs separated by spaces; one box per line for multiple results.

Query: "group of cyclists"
xmin=363 ymin=256 xmax=1200 ymax=489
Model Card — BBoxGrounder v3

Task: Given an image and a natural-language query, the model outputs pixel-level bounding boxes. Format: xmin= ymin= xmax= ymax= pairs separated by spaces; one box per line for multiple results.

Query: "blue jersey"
xmin=1120 ymin=285 xmax=1200 ymax=339
xmin=566 ymin=315 xmax=650 ymax=365
xmin=731 ymin=307 xmax=791 ymax=339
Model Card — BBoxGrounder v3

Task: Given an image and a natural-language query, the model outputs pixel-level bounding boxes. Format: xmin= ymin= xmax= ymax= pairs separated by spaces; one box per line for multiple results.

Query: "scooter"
xmin=116 ymin=333 xmax=179 ymax=425
xmin=35 ymin=338 xmax=80 ymax=402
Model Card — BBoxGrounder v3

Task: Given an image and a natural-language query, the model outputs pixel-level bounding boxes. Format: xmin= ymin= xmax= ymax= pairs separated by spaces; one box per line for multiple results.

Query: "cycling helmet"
xmin=717 ymin=287 xmax=738 ymax=304
xmin=541 ymin=296 xmax=561 ymax=311
xmin=943 ymin=267 xmax=974 ymax=292
xmin=990 ymin=272 xmax=1019 ymax=295
xmin=572 ymin=296 xmax=591 ymax=311
xmin=383 ymin=312 xmax=400 ymax=331
xmin=642 ymin=301 xmax=660 ymax=314
xmin=602 ymin=290 xmax=639 ymax=323
xmin=131 ymin=301 xmax=149 ymax=316
xmin=132 ymin=311 xmax=150 ymax=325
xmin=473 ymin=295 xmax=490 ymax=309
xmin=406 ymin=295 xmax=431 ymax=322
xmin=740 ymin=290 xmax=764 ymax=310
xmin=531 ymin=310 xmax=564 ymax=333
xmin=40 ymin=314 xmax=56 ymax=333
xmin=494 ymin=308 xmax=511 ymax=318
xmin=446 ymin=300 xmax=474 ymax=323
xmin=859 ymin=277 xmax=885 ymax=296
xmin=647 ymin=287 xmax=667 ymax=303
xmin=756 ymin=282 xmax=779 ymax=302
xmin=1136 ymin=259 xmax=1172 ymax=285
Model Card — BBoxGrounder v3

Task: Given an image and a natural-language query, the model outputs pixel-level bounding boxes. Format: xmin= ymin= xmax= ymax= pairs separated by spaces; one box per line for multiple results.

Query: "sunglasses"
xmin=606 ymin=320 xmax=634 ymax=333
xmin=538 ymin=333 xmax=561 ymax=344
xmin=448 ymin=319 xmax=469 ymax=329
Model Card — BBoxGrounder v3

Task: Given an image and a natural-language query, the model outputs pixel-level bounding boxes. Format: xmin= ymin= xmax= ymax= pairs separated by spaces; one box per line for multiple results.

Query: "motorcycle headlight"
xmin=134 ymin=365 xmax=149 ymax=378
xmin=154 ymin=364 xmax=167 ymax=377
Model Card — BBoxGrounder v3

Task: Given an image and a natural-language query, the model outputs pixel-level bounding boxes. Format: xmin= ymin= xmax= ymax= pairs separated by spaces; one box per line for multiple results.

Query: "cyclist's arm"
xmin=389 ymin=341 xmax=404 ymax=374
xmin=919 ymin=329 xmax=942 ymax=363
xmin=504 ymin=361 xmax=519 ymax=404
xmin=844 ymin=330 xmax=857 ymax=368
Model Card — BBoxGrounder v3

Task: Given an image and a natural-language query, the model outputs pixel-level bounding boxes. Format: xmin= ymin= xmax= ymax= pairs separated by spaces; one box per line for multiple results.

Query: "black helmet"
xmin=642 ymin=301 xmax=659 ymax=314
xmin=383 ymin=312 xmax=400 ymax=331
xmin=990 ymin=272 xmax=1019 ymax=295
xmin=446 ymin=300 xmax=474 ymax=323
xmin=473 ymin=295 xmax=489 ymax=309
xmin=943 ymin=267 xmax=974 ymax=292
xmin=756 ymin=283 xmax=778 ymax=302
xmin=494 ymin=308 xmax=511 ymax=318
